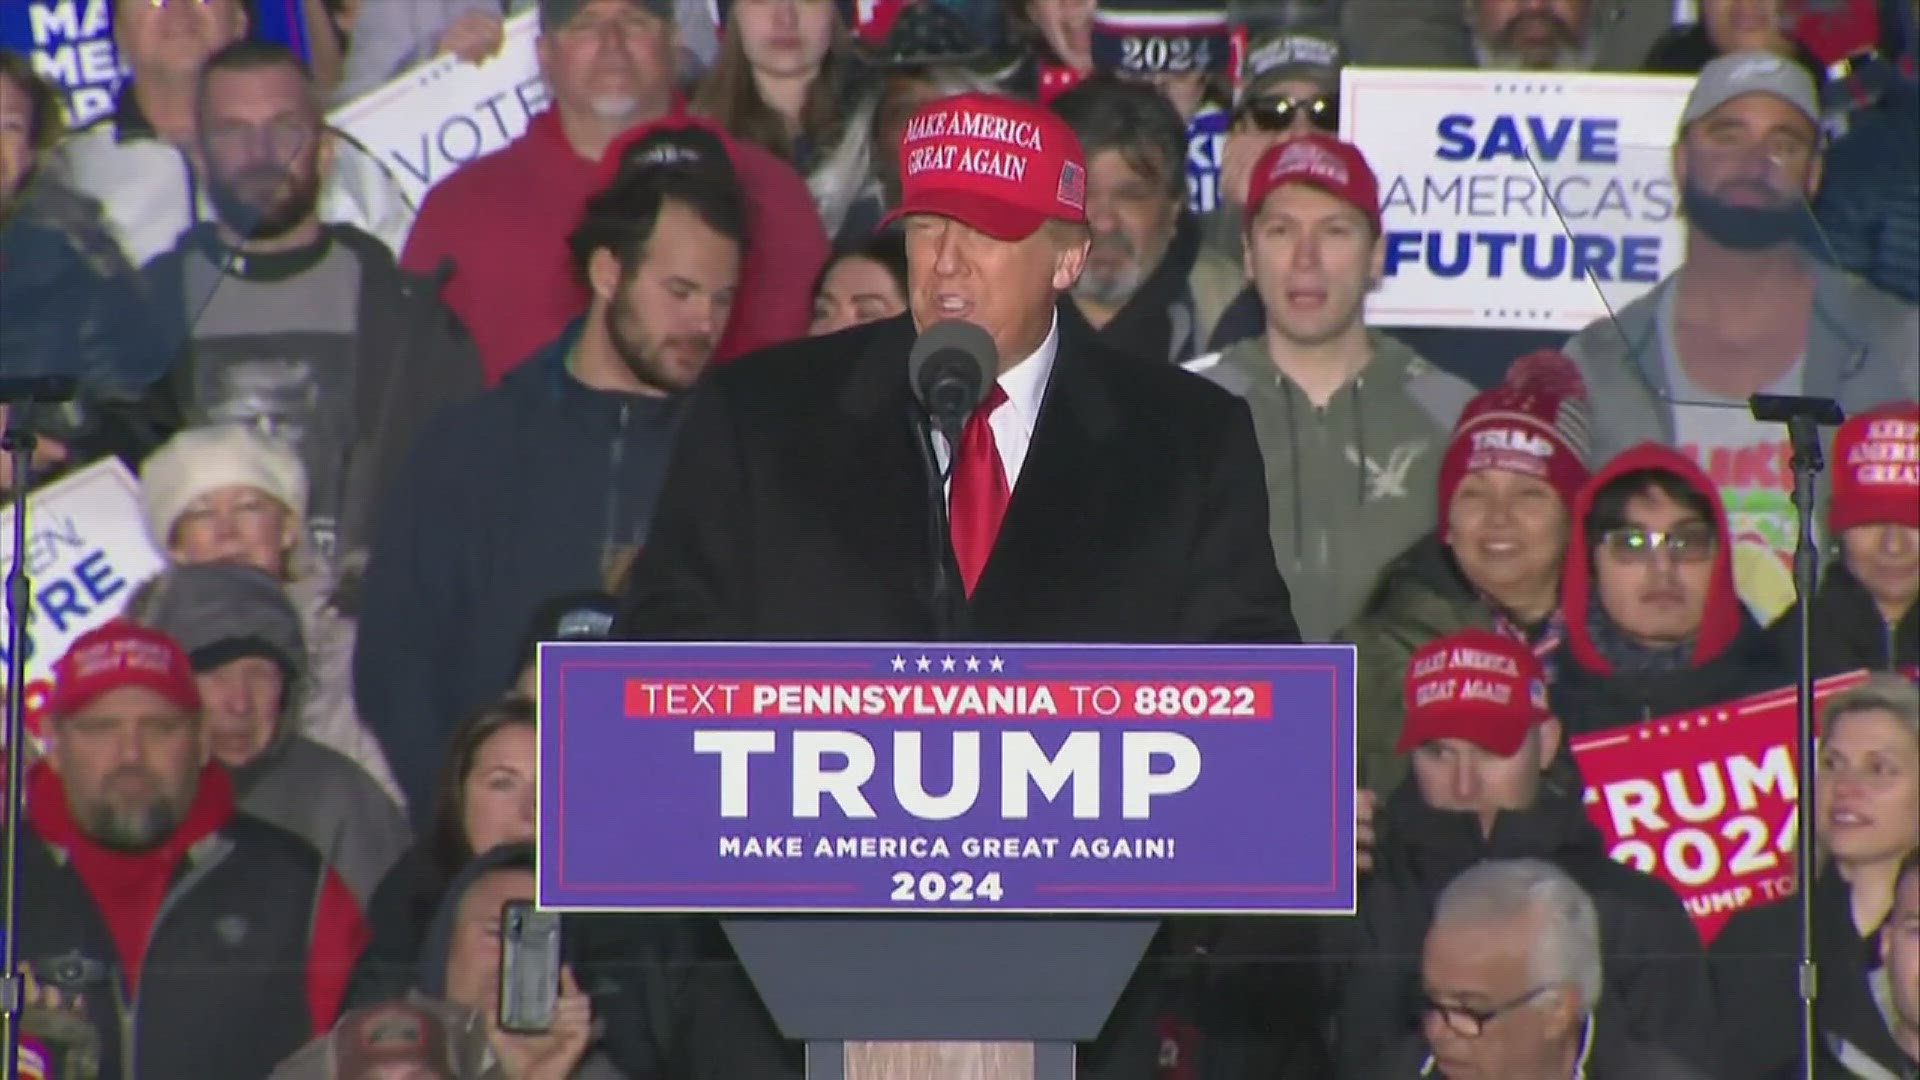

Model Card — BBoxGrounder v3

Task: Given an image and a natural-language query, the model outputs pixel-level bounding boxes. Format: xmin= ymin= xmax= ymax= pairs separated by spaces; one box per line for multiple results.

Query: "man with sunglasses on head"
xmin=1209 ymin=30 xmax=1344 ymax=263
xmin=1369 ymin=859 xmax=1713 ymax=1078
xmin=1333 ymin=631 xmax=1714 ymax=1078
xmin=1199 ymin=30 xmax=1400 ymax=356
xmin=1547 ymin=442 xmax=1785 ymax=742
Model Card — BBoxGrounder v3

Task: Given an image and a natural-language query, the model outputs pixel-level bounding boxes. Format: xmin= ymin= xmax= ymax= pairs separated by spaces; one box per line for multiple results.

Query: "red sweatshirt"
xmin=401 ymin=108 xmax=830 ymax=384
xmin=26 ymin=761 xmax=368 ymax=1033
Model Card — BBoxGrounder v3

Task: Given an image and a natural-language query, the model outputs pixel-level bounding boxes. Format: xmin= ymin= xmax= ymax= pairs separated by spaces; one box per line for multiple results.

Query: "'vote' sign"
xmin=539 ymin=643 xmax=1357 ymax=915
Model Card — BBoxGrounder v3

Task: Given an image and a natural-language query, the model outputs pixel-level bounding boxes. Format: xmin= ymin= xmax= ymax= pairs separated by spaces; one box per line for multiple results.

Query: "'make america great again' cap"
xmin=884 ymin=92 xmax=1088 ymax=242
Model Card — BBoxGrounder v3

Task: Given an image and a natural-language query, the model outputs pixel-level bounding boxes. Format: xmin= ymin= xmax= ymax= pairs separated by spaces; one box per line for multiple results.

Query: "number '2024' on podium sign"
xmin=537 ymin=643 xmax=1358 ymax=915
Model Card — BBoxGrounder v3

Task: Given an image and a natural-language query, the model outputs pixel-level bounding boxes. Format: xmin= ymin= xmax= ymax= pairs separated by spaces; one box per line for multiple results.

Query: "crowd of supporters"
xmin=0 ymin=0 xmax=1917 ymax=1077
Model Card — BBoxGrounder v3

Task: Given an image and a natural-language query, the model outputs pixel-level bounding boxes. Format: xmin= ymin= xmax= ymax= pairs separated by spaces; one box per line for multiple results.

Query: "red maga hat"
xmin=1399 ymin=629 xmax=1551 ymax=757
xmin=49 ymin=621 xmax=201 ymax=719
xmin=1244 ymin=134 xmax=1381 ymax=233
xmin=884 ymin=92 xmax=1088 ymax=241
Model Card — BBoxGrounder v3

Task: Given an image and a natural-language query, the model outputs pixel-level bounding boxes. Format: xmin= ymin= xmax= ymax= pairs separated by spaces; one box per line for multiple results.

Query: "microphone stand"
xmin=1750 ymin=392 xmax=1842 ymax=1080
xmin=2 ymin=413 xmax=41 ymax=1080
xmin=0 ymin=378 xmax=77 ymax=1080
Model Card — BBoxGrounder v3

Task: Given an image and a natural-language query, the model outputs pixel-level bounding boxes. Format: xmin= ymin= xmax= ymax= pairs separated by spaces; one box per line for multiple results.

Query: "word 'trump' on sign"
xmin=539 ymin=643 xmax=1357 ymax=915
xmin=1572 ymin=670 xmax=1873 ymax=944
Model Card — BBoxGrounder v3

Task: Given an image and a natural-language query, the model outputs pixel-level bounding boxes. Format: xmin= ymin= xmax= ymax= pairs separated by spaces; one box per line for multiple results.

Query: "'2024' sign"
xmin=1574 ymin=711 xmax=1815 ymax=944
xmin=1588 ymin=744 xmax=1797 ymax=891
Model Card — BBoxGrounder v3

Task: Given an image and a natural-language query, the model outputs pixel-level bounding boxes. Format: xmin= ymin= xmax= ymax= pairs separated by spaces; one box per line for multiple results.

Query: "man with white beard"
xmin=400 ymin=0 xmax=825 ymax=383
xmin=1465 ymin=0 xmax=1601 ymax=70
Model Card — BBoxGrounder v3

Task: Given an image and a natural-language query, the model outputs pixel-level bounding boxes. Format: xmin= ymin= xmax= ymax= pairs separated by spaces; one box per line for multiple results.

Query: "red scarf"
xmin=27 ymin=761 xmax=236 ymax=995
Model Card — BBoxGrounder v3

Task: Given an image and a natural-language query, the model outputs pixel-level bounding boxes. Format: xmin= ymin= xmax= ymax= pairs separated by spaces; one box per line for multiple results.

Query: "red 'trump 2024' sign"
xmin=1571 ymin=670 xmax=1872 ymax=944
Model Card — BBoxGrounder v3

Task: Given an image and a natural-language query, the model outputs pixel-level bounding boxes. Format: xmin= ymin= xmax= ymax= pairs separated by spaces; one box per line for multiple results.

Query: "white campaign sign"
xmin=0 ymin=459 xmax=166 ymax=741
xmin=1340 ymin=68 xmax=1695 ymax=331
xmin=329 ymin=11 xmax=550 ymax=208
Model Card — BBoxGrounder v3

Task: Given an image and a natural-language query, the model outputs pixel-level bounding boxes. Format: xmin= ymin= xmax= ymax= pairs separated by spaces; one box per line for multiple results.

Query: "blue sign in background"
xmin=2 ymin=0 xmax=311 ymax=129
xmin=539 ymin=642 xmax=1356 ymax=915
xmin=1186 ymin=106 xmax=1229 ymax=215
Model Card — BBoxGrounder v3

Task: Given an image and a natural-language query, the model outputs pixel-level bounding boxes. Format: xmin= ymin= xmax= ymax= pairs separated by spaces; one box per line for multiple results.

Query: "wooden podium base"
xmin=810 ymin=1040 xmax=1072 ymax=1080
xmin=844 ymin=1041 xmax=1035 ymax=1079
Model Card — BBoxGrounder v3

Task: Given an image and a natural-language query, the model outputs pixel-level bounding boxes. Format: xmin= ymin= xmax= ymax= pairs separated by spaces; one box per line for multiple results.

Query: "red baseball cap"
xmin=1244 ymin=134 xmax=1381 ymax=233
xmin=1830 ymin=402 xmax=1920 ymax=533
xmin=49 ymin=621 xmax=202 ymax=720
xmin=1398 ymin=629 xmax=1551 ymax=757
xmin=884 ymin=92 xmax=1088 ymax=241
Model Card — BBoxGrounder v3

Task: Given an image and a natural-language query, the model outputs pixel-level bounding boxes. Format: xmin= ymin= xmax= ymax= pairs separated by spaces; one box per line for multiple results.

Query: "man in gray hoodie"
xmin=1186 ymin=134 xmax=1475 ymax=640
xmin=134 ymin=561 xmax=411 ymax=906
xmin=1562 ymin=52 xmax=1919 ymax=623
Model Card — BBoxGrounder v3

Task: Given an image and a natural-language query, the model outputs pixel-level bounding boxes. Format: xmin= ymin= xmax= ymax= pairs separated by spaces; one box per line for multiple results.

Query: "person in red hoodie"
xmin=15 ymin=621 xmax=369 ymax=1080
xmin=1550 ymin=442 xmax=1784 ymax=740
xmin=400 ymin=0 xmax=829 ymax=383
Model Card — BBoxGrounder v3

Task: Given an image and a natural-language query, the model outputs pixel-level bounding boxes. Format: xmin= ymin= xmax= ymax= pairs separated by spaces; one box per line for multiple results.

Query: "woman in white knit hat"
xmin=139 ymin=423 xmax=404 ymax=809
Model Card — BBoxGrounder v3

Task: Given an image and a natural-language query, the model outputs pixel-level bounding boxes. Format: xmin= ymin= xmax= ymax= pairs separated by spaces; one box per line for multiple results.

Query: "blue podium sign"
xmin=538 ymin=643 xmax=1356 ymax=915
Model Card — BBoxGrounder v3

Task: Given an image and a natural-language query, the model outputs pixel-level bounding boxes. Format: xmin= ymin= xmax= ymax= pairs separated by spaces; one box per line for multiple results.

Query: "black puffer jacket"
xmin=1769 ymin=557 xmax=1920 ymax=679
xmin=1332 ymin=783 xmax=1718 ymax=1079
xmin=1714 ymin=867 xmax=1912 ymax=1080
xmin=1551 ymin=612 xmax=1784 ymax=737
xmin=0 ymin=171 xmax=171 ymax=478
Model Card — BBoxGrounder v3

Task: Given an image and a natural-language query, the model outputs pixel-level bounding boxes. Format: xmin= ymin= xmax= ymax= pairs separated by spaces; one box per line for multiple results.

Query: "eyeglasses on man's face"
xmin=1419 ymin=984 xmax=1553 ymax=1038
xmin=1598 ymin=522 xmax=1718 ymax=564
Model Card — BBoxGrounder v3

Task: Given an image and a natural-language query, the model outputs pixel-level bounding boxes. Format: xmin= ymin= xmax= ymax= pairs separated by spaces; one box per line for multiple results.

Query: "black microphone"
xmin=905 ymin=320 xmax=997 ymax=639
xmin=908 ymin=319 xmax=997 ymax=432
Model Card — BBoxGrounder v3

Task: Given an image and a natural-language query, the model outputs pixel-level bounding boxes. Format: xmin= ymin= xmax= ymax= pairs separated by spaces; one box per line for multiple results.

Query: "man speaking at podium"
xmin=616 ymin=91 xmax=1300 ymax=646
xmin=614 ymin=92 xmax=1310 ymax=1078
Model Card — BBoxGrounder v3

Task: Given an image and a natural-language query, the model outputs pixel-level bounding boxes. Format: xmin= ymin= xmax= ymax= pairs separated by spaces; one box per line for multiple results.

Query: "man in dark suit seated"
xmin=617 ymin=90 xmax=1300 ymax=646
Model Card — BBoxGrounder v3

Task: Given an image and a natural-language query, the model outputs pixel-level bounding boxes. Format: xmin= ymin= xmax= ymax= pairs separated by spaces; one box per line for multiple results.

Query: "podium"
xmin=724 ymin=917 xmax=1157 ymax=1079
xmin=537 ymin=642 xmax=1357 ymax=1080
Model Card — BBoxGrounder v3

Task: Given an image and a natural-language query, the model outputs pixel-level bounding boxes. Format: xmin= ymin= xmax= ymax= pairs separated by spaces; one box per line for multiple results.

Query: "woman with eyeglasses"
xmin=1709 ymin=674 xmax=1920 ymax=1080
xmin=1545 ymin=443 xmax=1785 ymax=744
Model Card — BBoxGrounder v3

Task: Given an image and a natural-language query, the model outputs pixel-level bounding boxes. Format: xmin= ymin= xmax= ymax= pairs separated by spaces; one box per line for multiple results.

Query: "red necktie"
xmin=949 ymin=384 xmax=1010 ymax=596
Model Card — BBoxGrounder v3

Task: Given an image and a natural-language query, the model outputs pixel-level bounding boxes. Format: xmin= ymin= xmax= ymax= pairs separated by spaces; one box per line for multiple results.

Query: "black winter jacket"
xmin=130 ymin=223 xmax=483 ymax=556
xmin=1768 ymin=558 xmax=1920 ymax=679
xmin=1715 ymin=868 xmax=1913 ymax=1080
xmin=1332 ymin=783 xmax=1719 ymax=1079
xmin=19 ymin=811 xmax=352 ymax=1079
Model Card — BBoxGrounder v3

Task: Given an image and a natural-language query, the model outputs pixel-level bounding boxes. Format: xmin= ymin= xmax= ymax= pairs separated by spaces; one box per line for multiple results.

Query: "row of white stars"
xmin=890 ymin=654 xmax=1005 ymax=673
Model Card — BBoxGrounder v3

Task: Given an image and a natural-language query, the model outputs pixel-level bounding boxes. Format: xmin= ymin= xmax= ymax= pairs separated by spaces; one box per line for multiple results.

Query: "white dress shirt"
xmin=935 ymin=314 xmax=1060 ymax=495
